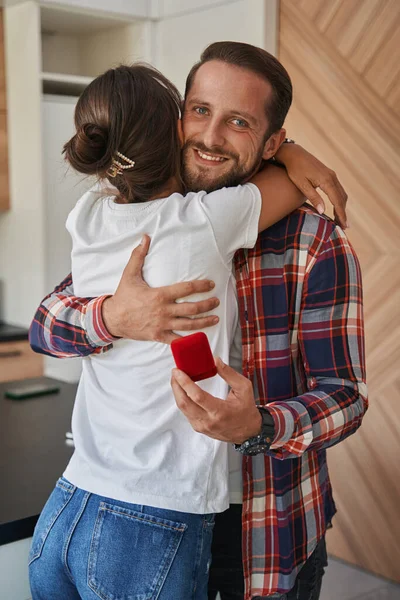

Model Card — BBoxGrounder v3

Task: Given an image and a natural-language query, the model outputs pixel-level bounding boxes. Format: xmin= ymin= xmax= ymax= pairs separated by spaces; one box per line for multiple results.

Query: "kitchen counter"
xmin=0 ymin=377 xmax=76 ymax=545
xmin=0 ymin=322 xmax=29 ymax=343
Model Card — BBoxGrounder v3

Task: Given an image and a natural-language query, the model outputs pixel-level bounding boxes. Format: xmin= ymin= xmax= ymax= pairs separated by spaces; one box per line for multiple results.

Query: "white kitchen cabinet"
xmin=26 ymin=0 xmax=149 ymax=19
xmin=0 ymin=1 xmax=152 ymax=330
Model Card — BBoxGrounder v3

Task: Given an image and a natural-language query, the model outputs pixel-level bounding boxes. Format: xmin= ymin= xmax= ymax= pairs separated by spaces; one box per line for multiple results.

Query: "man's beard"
xmin=181 ymin=140 xmax=264 ymax=193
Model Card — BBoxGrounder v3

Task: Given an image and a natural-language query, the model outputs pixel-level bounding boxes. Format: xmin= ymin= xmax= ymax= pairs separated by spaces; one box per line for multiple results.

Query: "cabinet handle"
xmin=0 ymin=350 xmax=23 ymax=359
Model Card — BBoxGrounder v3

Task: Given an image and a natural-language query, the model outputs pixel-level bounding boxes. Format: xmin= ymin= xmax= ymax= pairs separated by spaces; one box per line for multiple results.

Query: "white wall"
xmin=154 ymin=0 xmax=278 ymax=93
xmin=155 ymin=0 xmax=238 ymax=18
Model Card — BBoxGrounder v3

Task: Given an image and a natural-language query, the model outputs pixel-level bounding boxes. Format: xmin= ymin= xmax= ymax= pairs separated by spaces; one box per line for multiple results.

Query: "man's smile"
xmin=193 ymin=148 xmax=228 ymax=165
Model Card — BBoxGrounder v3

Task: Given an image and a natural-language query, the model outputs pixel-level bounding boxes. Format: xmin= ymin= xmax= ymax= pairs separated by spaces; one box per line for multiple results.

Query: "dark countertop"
xmin=0 ymin=322 xmax=30 ymax=343
xmin=0 ymin=377 xmax=76 ymax=545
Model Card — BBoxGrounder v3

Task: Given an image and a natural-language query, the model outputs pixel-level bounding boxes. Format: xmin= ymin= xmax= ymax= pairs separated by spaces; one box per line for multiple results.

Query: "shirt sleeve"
xmin=265 ymin=226 xmax=368 ymax=459
xmin=198 ymin=183 xmax=261 ymax=263
xmin=29 ymin=273 xmax=116 ymax=358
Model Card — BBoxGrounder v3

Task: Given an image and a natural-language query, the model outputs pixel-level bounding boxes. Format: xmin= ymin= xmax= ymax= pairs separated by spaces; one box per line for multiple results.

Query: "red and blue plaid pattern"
xmin=29 ymin=205 xmax=367 ymax=598
xmin=29 ymin=275 xmax=114 ymax=358
xmin=235 ymin=206 xmax=367 ymax=598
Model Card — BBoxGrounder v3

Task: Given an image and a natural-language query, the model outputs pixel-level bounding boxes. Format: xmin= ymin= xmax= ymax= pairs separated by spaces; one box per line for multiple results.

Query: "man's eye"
xmin=231 ymin=118 xmax=248 ymax=128
xmin=195 ymin=107 xmax=208 ymax=115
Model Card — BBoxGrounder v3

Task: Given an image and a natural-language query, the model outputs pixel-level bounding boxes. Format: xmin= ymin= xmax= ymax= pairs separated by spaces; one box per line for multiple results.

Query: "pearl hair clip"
xmin=106 ymin=151 xmax=136 ymax=178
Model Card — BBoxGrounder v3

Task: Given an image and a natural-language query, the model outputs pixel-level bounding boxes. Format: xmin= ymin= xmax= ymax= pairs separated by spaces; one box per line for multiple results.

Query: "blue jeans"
xmin=29 ymin=477 xmax=215 ymax=600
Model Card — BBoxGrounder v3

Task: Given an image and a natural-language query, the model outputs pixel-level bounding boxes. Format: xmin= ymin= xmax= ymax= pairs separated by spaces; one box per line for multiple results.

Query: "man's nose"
xmin=202 ymin=120 xmax=225 ymax=150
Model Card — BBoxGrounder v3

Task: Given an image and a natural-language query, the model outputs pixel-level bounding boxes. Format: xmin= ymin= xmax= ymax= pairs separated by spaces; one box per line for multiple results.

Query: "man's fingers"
xmin=170 ymin=315 xmax=219 ymax=331
xmin=170 ymin=297 xmax=220 ymax=317
xmin=164 ymin=279 xmax=216 ymax=302
xmin=215 ymin=358 xmax=253 ymax=395
xmin=123 ymin=234 xmax=151 ymax=282
xmin=172 ymin=369 xmax=218 ymax=412
xmin=171 ymin=375 xmax=208 ymax=415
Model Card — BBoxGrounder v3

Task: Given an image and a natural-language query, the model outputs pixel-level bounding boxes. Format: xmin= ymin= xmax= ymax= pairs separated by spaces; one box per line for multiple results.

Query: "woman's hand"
xmin=275 ymin=143 xmax=348 ymax=228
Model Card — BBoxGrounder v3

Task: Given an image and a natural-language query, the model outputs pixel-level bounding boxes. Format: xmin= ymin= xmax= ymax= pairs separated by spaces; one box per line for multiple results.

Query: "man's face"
xmin=182 ymin=60 xmax=275 ymax=192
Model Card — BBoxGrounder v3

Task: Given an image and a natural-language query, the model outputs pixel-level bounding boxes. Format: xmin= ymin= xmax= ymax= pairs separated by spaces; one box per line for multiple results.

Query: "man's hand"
xmin=102 ymin=235 xmax=220 ymax=344
xmin=275 ymin=143 xmax=348 ymax=229
xmin=171 ymin=357 xmax=262 ymax=444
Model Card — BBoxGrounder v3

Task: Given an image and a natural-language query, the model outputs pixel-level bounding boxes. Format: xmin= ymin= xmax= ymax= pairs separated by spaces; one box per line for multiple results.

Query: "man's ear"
xmin=177 ymin=119 xmax=184 ymax=146
xmin=262 ymin=128 xmax=286 ymax=160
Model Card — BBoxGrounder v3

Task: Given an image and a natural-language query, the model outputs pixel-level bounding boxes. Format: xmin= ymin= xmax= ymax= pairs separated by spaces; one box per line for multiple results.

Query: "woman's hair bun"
xmin=63 ymin=123 xmax=112 ymax=175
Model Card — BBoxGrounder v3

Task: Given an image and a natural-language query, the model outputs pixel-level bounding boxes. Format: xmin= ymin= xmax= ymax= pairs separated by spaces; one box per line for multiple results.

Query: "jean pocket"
xmin=28 ymin=477 xmax=76 ymax=565
xmin=88 ymin=502 xmax=187 ymax=600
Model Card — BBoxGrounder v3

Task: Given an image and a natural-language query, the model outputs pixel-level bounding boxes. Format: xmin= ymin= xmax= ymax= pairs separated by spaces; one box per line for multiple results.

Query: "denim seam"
xmin=28 ymin=487 xmax=76 ymax=566
xmin=62 ymin=491 xmax=91 ymax=585
xmin=100 ymin=504 xmax=186 ymax=532
xmin=87 ymin=503 xmax=105 ymax=600
xmin=56 ymin=482 xmax=76 ymax=493
xmin=153 ymin=524 xmax=187 ymax=600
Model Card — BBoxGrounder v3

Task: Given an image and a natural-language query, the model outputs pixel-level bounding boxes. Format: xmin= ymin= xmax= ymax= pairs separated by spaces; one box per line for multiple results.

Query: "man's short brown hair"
xmin=185 ymin=41 xmax=292 ymax=138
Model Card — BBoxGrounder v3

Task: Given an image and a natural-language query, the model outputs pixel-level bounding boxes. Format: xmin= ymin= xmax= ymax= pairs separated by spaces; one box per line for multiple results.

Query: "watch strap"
xmin=234 ymin=407 xmax=275 ymax=456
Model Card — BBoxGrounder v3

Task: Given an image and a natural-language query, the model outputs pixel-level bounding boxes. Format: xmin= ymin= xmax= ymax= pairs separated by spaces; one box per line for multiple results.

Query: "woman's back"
xmin=64 ymin=181 xmax=261 ymax=514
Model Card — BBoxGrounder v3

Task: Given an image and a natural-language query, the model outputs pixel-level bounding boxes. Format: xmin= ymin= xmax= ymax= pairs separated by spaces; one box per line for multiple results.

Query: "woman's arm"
xmin=250 ymin=163 xmax=347 ymax=232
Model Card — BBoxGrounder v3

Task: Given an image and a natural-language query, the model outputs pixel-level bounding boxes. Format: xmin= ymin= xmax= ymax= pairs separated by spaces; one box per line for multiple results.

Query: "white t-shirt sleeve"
xmin=198 ymin=183 xmax=261 ymax=263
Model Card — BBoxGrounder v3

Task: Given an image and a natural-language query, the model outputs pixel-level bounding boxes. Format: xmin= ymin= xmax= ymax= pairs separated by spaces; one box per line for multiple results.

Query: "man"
xmin=30 ymin=42 xmax=366 ymax=599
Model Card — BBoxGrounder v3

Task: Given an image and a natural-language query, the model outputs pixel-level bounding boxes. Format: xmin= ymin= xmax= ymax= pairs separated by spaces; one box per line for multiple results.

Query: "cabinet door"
xmin=0 ymin=340 xmax=43 ymax=383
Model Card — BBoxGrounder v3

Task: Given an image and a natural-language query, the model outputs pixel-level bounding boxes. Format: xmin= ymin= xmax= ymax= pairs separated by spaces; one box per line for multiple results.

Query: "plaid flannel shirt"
xmin=29 ymin=205 xmax=367 ymax=599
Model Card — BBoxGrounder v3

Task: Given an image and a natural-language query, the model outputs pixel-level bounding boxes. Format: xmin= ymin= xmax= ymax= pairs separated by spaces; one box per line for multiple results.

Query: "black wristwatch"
xmin=234 ymin=407 xmax=275 ymax=456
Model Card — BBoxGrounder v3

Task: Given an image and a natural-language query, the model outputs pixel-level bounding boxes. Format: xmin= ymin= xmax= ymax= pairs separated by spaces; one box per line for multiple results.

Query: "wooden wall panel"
xmin=279 ymin=0 xmax=400 ymax=583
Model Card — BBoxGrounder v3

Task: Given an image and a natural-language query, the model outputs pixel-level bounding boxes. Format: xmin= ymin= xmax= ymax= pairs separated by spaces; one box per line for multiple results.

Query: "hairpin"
xmin=106 ymin=151 xmax=136 ymax=178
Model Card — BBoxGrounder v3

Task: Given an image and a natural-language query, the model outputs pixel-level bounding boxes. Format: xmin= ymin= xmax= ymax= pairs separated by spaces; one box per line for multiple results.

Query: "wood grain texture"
xmin=280 ymin=0 xmax=400 ymax=583
xmin=0 ymin=340 xmax=43 ymax=383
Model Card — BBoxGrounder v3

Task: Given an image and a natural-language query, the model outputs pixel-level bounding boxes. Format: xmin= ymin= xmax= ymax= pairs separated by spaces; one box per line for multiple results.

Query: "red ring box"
xmin=171 ymin=332 xmax=217 ymax=382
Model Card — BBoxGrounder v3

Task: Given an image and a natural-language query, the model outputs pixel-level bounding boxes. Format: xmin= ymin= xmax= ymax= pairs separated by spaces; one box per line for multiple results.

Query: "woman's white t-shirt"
xmin=64 ymin=182 xmax=261 ymax=515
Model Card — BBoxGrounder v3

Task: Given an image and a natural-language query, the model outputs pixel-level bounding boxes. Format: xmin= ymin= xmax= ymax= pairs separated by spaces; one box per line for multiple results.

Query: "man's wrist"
xmin=100 ymin=296 xmax=122 ymax=340
xmin=83 ymin=296 xmax=118 ymax=347
xmin=234 ymin=407 xmax=275 ymax=456
xmin=246 ymin=408 xmax=263 ymax=439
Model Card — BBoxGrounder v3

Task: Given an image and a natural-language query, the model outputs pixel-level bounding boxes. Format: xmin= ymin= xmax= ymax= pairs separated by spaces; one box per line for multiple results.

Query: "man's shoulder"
xmin=255 ymin=204 xmax=338 ymax=251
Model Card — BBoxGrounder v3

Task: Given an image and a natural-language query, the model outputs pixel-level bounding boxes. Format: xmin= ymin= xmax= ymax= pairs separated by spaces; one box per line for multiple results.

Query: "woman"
xmin=29 ymin=63 xmax=316 ymax=600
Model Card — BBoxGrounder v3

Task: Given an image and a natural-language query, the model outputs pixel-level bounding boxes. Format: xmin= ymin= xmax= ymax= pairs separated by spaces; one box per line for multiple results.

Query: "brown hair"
xmin=184 ymin=41 xmax=292 ymax=138
xmin=63 ymin=64 xmax=182 ymax=203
